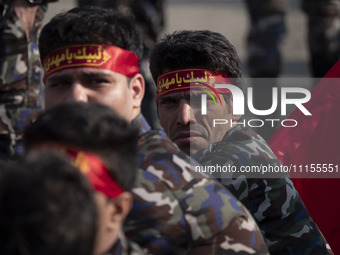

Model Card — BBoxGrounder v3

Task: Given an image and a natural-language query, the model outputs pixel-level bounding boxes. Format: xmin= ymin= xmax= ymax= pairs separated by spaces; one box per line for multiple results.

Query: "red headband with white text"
xmin=156 ymin=68 xmax=232 ymax=98
xmin=43 ymin=44 xmax=140 ymax=83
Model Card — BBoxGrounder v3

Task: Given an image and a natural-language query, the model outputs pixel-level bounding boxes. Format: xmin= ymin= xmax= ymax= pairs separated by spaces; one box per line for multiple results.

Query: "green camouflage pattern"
xmin=0 ymin=2 xmax=45 ymax=159
xmin=124 ymin=114 xmax=269 ymax=255
xmin=193 ymin=125 xmax=333 ymax=255
xmin=245 ymin=0 xmax=340 ymax=77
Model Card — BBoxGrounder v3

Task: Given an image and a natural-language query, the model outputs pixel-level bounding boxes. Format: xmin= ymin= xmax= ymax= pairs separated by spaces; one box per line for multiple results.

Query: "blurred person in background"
xmin=0 ymin=0 xmax=57 ymax=160
xmin=245 ymin=0 xmax=340 ymax=78
xmin=244 ymin=0 xmax=340 ymax=140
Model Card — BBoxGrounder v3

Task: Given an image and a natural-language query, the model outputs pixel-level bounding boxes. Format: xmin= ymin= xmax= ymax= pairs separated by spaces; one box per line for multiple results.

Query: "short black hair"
xmin=39 ymin=6 xmax=143 ymax=64
xmin=0 ymin=152 xmax=97 ymax=255
xmin=23 ymin=102 xmax=139 ymax=191
xmin=149 ymin=30 xmax=242 ymax=83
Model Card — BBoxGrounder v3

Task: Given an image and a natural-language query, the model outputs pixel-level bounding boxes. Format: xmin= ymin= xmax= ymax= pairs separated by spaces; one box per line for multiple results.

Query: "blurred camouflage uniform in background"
xmin=244 ymin=0 xmax=340 ymax=140
xmin=245 ymin=0 xmax=340 ymax=77
xmin=78 ymin=0 xmax=164 ymax=129
xmin=0 ymin=0 xmax=56 ymax=159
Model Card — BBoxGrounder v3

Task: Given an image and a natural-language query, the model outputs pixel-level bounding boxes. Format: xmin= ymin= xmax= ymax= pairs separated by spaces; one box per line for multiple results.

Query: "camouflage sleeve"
xmin=125 ymin=135 xmax=269 ymax=255
xmin=187 ymin=201 xmax=269 ymax=255
xmin=193 ymin=128 xmax=333 ymax=255
xmin=0 ymin=2 xmax=45 ymax=159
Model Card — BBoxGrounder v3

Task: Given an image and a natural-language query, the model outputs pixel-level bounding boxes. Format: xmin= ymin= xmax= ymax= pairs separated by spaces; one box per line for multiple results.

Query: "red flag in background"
xmin=268 ymin=60 xmax=340 ymax=254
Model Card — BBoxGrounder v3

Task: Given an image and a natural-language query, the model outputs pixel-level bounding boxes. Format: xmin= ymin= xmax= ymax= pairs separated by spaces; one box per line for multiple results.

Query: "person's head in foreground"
xmin=23 ymin=102 xmax=139 ymax=255
xmin=0 ymin=151 xmax=97 ymax=255
xmin=150 ymin=30 xmax=243 ymax=155
xmin=39 ymin=6 xmax=145 ymax=122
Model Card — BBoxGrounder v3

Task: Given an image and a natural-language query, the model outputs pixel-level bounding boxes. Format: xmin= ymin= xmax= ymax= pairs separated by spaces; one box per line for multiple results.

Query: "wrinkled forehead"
xmin=160 ymin=90 xmax=206 ymax=99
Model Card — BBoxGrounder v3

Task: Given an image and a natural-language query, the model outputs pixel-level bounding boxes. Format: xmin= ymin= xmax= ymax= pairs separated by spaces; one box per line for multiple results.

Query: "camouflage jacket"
xmin=0 ymin=1 xmax=46 ymax=159
xmin=124 ymin=114 xmax=269 ymax=255
xmin=107 ymin=232 xmax=146 ymax=255
xmin=193 ymin=125 xmax=333 ymax=255
xmin=245 ymin=0 xmax=340 ymax=78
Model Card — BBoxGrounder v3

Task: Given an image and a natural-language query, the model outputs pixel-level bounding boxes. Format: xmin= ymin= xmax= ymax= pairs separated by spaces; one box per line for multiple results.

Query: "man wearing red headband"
xmin=0 ymin=151 xmax=97 ymax=255
xmin=38 ymin=6 xmax=269 ymax=255
xmin=149 ymin=30 xmax=333 ymax=255
xmin=23 ymin=102 xmax=144 ymax=255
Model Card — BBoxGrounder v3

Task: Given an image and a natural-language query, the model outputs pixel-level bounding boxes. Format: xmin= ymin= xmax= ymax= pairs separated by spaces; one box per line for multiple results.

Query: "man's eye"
xmin=93 ymin=79 xmax=109 ymax=84
xmin=206 ymin=97 xmax=218 ymax=105
xmin=88 ymin=79 xmax=110 ymax=87
xmin=159 ymin=98 xmax=177 ymax=105
xmin=47 ymin=81 xmax=69 ymax=88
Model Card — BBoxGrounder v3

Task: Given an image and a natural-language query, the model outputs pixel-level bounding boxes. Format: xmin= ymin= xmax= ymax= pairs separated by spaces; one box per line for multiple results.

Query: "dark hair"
xmin=0 ymin=152 xmax=97 ymax=255
xmin=38 ymin=6 xmax=143 ymax=64
xmin=23 ymin=102 xmax=139 ymax=191
xmin=149 ymin=30 xmax=242 ymax=82
xmin=149 ymin=30 xmax=242 ymax=111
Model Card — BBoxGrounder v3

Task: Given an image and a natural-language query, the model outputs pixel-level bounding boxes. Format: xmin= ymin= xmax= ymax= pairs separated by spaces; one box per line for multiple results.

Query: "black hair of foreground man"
xmin=0 ymin=151 xmax=97 ymax=255
xmin=23 ymin=102 xmax=139 ymax=191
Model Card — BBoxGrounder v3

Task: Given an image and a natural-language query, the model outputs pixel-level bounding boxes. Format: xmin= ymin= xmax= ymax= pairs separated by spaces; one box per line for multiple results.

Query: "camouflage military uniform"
xmin=193 ymin=125 xmax=333 ymax=255
xmin=245 ymin=0 xmax=340 ymax=77
xmin=124 ymin=114 xmax=269 ymax=255
xmin=108 ymin=233 xmax=146 ymax=255
xmin=0 ymin=0 xmax=48 ymax=159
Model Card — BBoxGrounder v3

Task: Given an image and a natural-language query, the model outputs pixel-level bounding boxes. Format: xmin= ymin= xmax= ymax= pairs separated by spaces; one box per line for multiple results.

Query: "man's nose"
xmin=66 ymin=83 xmax=89 ymax=103
xmin=177 ymin=100 xmax=196 ymax=125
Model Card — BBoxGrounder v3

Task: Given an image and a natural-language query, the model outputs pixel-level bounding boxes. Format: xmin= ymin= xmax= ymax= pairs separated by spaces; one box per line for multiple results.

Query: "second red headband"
xmin=156 ymin=68 xmax=232 ymax=98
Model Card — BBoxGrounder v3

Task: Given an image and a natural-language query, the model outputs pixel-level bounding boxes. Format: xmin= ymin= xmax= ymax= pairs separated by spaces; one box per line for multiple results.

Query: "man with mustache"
xmin=149 ymin=30 xmax=333 ymax=255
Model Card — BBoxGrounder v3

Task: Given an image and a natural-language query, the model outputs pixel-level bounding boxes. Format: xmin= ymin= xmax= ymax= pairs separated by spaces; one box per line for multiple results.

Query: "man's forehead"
xmin=162 ymin=90 xmax=205 ymax=98
xmin=46 ymin=68 xmax=117 ymax=80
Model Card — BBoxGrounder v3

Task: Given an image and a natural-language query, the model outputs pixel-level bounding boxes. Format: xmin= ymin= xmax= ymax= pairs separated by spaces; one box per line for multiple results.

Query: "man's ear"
xmin=130 ymin=73 xmax=145 ymax=109
xmin=109 ymin=192 xmax=133 ymax=223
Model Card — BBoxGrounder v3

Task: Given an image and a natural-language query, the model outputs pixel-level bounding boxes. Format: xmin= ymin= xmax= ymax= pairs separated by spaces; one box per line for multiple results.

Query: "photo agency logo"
xmin=201 ymin=83 xmax=312 ymax=128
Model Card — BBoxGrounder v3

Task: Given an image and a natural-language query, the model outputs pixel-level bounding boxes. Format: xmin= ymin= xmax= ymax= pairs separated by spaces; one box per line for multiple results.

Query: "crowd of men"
xmin=0 ymin=1 xmax=338 ymax=254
